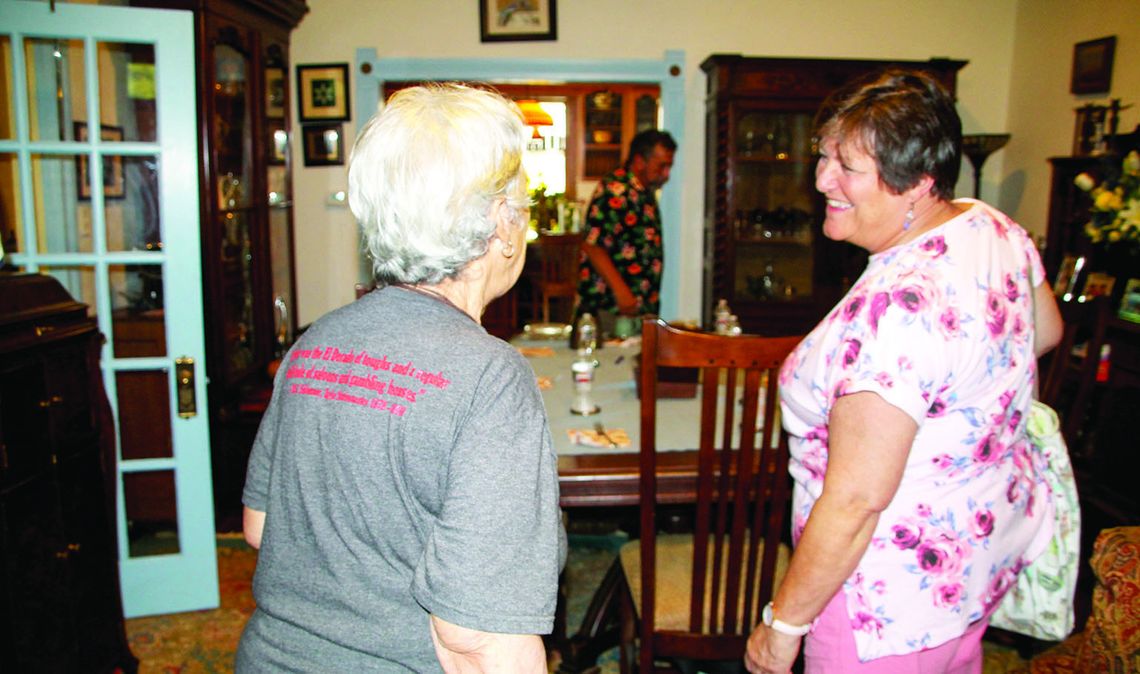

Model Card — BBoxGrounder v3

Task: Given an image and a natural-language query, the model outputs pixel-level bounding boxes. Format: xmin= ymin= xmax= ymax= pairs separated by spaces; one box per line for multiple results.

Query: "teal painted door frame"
xmin=1 ymin=0 xmax=218 ymax=617
xmin=353 ymin=49 xmax=686 ymax=321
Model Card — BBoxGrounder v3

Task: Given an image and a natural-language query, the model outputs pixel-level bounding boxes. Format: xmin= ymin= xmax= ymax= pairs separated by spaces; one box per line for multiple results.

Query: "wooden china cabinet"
xmin=0 ymin=274 xmax=136 ymax=673
xmin=700 ymin=54 xmax=966 ymax=335
xmin=129 ymin=0 xmax=308 ymax=523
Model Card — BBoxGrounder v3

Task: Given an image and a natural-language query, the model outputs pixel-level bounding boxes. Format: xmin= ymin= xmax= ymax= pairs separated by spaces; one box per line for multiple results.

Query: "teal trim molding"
xmin=352 ymin=49 xmax=686 ymax=321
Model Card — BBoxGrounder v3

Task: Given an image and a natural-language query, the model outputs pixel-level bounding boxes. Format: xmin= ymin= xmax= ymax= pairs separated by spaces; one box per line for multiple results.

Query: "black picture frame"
xmin=1071 ymin=36 xmax=1115 ymax=95
xmin=302 ymin=123 xmax=344 ymax=167
xmin=479 ymin=0 xmax=557 ymax=43
xmin=74 ymin=122 xmax=125 ymax=200
xmin=296 ymin=63 xmax=350 ymax=123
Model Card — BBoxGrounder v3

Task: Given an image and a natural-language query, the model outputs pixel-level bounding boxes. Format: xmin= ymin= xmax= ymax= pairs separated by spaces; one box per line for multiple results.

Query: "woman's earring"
xmin=903 ymin=205 xmax=915 ymax=231
xmin=502 ymin=238 xmax=515 ymax=259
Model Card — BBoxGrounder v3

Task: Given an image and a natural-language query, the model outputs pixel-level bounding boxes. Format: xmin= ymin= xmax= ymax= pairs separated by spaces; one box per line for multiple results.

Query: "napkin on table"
xmin=567 ymin=428 xmax=631 ymax=448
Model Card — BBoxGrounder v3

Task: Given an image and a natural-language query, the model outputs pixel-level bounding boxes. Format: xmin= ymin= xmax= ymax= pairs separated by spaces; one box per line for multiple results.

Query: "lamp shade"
xmin=517 ymin=99 xmax=553 ymax=127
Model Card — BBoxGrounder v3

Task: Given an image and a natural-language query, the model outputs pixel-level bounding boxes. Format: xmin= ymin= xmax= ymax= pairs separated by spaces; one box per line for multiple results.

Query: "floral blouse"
xmin=577 ymin=167 xmax=663 ymax=316
xmin=778 ymin=200 xmax=1054 ymax=661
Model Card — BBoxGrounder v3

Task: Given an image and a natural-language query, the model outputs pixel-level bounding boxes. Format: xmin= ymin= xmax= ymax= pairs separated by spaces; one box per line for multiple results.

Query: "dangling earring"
xmin=502 ymin=238 xmax=515 ymax=259
xmin=903 ymin=205 xmax=915 ymax=231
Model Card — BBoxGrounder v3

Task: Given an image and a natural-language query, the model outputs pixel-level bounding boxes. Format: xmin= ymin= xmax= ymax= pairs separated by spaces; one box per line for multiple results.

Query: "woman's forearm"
xmin=771 ymin=391 xmax=916 ymax=626
xmin=770 ymin=494 xmax=881 ymax=626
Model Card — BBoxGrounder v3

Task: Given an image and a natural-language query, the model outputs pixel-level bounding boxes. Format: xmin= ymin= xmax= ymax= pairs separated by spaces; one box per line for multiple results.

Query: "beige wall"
xmin=288 ymin=0 xmax=1044 ymax=325
xmin=1003 ymin=0 xmax=1140 ymax=238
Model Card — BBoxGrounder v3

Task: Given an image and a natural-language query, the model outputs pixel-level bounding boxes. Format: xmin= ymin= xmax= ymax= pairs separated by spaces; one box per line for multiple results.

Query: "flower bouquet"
xmin=1074 ymin=150 xmax=1140 ymax=246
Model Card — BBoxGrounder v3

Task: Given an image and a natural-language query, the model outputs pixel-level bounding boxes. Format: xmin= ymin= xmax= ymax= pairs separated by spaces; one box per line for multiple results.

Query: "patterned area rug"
xmin=123 ymin=534 xmax=1029 ymax=673
xmin=125 ymin=536 xmax=256 ymax=673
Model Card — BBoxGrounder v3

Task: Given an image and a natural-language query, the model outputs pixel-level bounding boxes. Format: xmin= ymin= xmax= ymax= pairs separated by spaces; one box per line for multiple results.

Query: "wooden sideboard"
xmin=0 ymin=273 xmax=136 ymax=672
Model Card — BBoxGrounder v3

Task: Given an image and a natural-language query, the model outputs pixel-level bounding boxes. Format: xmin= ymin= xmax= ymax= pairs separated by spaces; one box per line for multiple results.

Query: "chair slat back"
xmin=1040 ymin=296 xmax=1110 ymax=449
xmin=535 ymin=233 xmax=583 ymax=323
xmin=638 ymin=317 xmax=800 ymax=668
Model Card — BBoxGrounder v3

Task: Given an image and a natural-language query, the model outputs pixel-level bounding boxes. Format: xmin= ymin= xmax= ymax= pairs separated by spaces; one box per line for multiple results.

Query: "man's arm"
xmin=581 ymin=242 xmax=639 ymax=315
xmin=429 ymin=615 xmax=546 ymax=673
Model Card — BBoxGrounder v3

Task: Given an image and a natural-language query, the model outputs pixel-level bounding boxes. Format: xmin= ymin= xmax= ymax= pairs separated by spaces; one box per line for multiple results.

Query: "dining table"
xmin=515 ymin=334 xmax=751 ymax=508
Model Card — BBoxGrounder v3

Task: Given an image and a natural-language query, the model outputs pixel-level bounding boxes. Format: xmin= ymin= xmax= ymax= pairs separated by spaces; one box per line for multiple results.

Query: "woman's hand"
xmin=744 ymin=626 xmax=801 ymax=674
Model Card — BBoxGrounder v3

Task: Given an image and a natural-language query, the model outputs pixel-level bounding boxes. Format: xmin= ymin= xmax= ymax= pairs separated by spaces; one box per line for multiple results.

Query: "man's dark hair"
xmin=625 ymin=129 xmax=677 ymax=167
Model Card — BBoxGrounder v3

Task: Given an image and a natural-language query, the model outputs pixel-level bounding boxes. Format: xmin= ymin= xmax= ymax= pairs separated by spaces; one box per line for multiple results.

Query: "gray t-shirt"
xmin=237 ymin=286 xmax=565 ymax=672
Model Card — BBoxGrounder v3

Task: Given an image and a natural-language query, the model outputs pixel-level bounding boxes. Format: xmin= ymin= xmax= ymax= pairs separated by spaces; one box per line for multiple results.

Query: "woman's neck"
xmin=400 ymin=278 xmax=484 ymax=323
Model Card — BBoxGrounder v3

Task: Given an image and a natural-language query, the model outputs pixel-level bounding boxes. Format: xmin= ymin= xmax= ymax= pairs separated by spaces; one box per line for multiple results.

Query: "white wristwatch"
xmin=762 ymin=602 xmax=812 ymax=636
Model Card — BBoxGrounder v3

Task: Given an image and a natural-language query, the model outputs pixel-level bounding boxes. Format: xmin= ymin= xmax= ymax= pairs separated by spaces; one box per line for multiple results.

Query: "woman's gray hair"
xmin=348 ymin=83 xmax=530 ymax=285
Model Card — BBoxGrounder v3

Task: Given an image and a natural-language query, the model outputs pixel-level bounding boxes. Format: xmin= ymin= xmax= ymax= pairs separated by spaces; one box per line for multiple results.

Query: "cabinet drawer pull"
xmin=38 ymin=395 xmax=64 ymax=408
xmin=34 ymin=325 xmax=56 ymax=337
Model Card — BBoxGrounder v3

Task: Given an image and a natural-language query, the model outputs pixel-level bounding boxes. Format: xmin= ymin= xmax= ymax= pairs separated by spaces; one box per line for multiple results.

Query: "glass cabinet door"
xmin=211 ymin=39 xmax=256 ymax=384
xmin=263 ymin=42 xmax=295 ymax=356
xmin=729 ymin=108 xmax=817 ymax=304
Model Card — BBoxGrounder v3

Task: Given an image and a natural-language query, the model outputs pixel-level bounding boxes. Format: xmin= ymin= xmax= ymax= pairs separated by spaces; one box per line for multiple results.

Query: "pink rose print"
xmin=915 ymin=530 xmax=970 ymax=577
xmin=1004 ymin=274 xmax=1020 ymax=302
xmin=850 ymin=611 xmax=884 ymax=637
xmin=921 ymin=235 xmax=948 ymax=256
xmin=1007 ymin=409 xmax=1022 ymax=431
xmin=982 ymin=566 xmax=1019 ymax=612
xmin=890 ymin=519 xmax=924 ymax=550
xmin=927 ymin=397 xmax=949 ymax=417
xmin=939 ymin=307 xmax=961 ymax=338
xmin=868 ymin=292 xmax=891 ymax=334
xmin=916 ymin=503 xmax=933 ymax=518
xmin=842 ymin=338 xmax=862 ymax=368
xmin=842 ymin=294 xmax=865 ymax=322
xmin=931 ymin=453 xmax=954 ymax=470
xmin=985 ymin=289 xmax=1007 ymax=337
xmin=874 ymin=372 xmax=894 ymax=388
xmin=915 ymin=540 xmax=949 ymax=573
xmin=933 ymin=582 xmax=964 ymax=608
xmin=891 ymin=283 xmax=927 ymax=313
xmin=973 ymin=433 xmax=1003 ymax=464
xmin=972 ymin=509 xmax=995 ymax=539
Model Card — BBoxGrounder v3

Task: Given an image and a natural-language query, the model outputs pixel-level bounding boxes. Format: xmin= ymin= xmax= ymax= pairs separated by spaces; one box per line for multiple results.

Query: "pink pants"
xmin=803 ymin=591 xmax=986 ymax=674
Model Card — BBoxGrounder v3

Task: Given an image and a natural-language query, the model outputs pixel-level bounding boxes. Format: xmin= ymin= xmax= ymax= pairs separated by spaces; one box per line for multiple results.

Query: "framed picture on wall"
xmin=74 ymin=122 xmax=125 ymax=200
xmin=265 ymin=67 xmax=286 ymax=118
xmin=296 ymin=63 xmax=350 ymax=122
xmin=479 ymin=0 xmax=557 ymax=42
xmin=302 ymin=123 xmax=344 ymax=166
xmin=1071 ymin=36 xmax=1115 ymax=94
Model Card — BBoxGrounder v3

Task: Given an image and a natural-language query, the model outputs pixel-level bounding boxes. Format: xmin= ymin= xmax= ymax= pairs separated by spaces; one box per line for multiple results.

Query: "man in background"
xmin=578 ymin=129 xmax=676 ymax=322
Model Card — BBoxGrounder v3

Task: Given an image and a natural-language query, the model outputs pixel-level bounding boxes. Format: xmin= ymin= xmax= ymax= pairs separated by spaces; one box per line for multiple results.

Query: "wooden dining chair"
xmin=533 ymin=232 xmax=584 ymax=324
xmin=613 ymin=318 xmax=801 ymax=673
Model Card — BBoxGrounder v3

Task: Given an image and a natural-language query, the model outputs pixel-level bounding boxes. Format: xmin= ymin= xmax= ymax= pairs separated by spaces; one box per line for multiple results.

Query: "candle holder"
xmin=962 ymin=134 xmax=1011 ymax=199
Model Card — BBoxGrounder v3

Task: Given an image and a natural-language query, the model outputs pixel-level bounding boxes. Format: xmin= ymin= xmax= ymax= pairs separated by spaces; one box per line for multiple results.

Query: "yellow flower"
xmin=1094 ymin=189 xmax=1123 ymax=212
xmin=1125 ymin=150 xmax=1140 ymax=175
xmin=1074 ymin=172 xmax=1096 ymax=191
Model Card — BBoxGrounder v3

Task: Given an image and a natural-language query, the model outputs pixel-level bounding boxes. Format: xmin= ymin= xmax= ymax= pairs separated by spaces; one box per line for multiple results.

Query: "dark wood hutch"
xmin=0 ymin=274 xmax=137 ymax=672
xmin=128 ymin=0 xmax=308 ymax=525
xmin=700 ymin=54 xmax=966 ymax=336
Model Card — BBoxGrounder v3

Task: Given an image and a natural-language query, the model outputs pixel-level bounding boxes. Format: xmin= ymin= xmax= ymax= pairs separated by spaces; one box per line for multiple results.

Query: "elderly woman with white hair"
xmin=237 ymin=83 xmax=565 ymax=673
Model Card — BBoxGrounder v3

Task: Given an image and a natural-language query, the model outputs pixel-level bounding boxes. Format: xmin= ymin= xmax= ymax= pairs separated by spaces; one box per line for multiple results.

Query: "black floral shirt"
xmin=577 ymin=167 xmax=663 ymax=316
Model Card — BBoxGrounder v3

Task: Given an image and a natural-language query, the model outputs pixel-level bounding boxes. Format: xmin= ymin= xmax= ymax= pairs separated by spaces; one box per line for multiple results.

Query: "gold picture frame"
xmin=479 ymin=0 xmax=557 ymax=42
xmin=296 ymin=63 xmax=350 ymax=122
